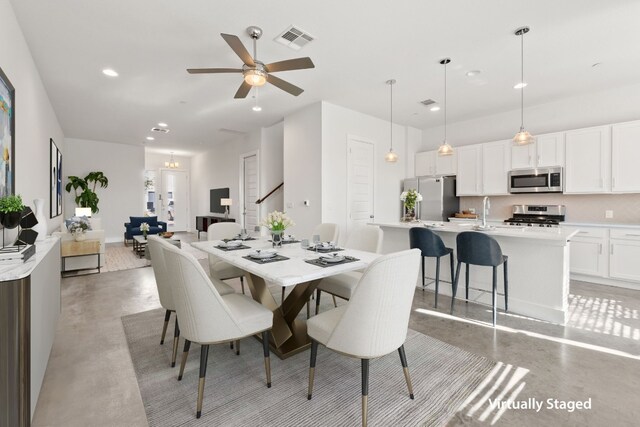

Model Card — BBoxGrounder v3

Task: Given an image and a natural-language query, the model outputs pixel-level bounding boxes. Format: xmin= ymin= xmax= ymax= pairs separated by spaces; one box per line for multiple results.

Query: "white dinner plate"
xmin=248 ymin=250 xmax=277 ymax=259
xmin=219 ymin=240 xmax=242 ymax=248
xmin=320 ymin=255 xmax=345 ymax=263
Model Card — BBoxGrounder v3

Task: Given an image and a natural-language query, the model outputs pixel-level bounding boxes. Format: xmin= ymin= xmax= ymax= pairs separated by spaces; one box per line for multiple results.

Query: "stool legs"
xmin=449 ymin=252 xmax=455 ymax=305
xmin=492 ymin=266 xmax=498 ymax=326
xmin=421 ymin=257 xmax=426 ymax=291
xmin=451 ymin=261 xmax=462 ymax=314
xmin=504 ymin=259 xmax=509 ymax=312
xmin=465 ymin=263 xmax=470 ymax=303
xmin=434 ymin=257 xmax=441 ymax=308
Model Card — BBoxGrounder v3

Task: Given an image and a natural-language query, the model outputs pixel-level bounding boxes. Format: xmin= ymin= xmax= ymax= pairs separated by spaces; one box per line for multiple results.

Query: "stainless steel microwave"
xmin=508 ymin=167 xmax=563 ymax=193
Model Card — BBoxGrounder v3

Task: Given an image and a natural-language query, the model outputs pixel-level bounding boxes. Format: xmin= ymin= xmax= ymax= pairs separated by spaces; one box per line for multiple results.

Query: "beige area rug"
xmin=122 ymin=308 xmax=503 ymax=426
xmin=102 ymin=241 xmax=208 ymax=273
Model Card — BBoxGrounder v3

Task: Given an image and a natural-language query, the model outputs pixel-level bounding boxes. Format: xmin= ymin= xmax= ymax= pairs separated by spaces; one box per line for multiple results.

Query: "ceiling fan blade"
xmin=221 ymin=33 xmax=255 ymax=66
xmin=234 ymin=81 xmax=252 ymax=99
xmin=267 ymin=74 xmax=304 ymax=96
xmin=265 ymin=57 xmax=315 ymax=73
xmin=187 ymin=68 xmax=242 ymax=74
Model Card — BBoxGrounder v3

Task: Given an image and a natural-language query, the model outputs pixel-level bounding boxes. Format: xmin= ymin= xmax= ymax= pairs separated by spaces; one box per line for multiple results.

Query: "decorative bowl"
xmin=161 ymin=232 xmax=174 ymax=238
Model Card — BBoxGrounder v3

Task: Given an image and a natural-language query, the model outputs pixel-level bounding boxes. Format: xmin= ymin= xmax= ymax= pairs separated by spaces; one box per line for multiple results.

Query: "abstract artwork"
xmin=50 ymin=138 xmax=62 ymax=217
xmin=0 ymin=66 xmax=15 ymax=198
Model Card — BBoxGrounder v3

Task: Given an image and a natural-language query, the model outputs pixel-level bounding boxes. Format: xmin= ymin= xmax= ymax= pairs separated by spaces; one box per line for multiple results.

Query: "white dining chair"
xmin=207 ymin=222 xmax=248 ymax=294
xmin=314 ymin=225 xmax=384 ymax=314
xmin=162 ymin=242 xmax=274 ymax=419
xmin=307 ymin=249 xmax=421 ymax=427
xmin=148 ymin=236 xmax=235 ymax=367
xmin=312 ymin=223 xmax=340 ymax=243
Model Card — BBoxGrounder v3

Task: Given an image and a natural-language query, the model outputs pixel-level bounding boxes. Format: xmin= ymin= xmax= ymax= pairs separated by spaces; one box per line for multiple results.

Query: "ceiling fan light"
xmin=244 ymin=69 xmax=267 ymax=86
xmin=438 ymin=141 xmax=454 ymax=156
xmin=513 ymin=129 xmax=535 ymax=145
xmin=385 ymin=149 xmax=398 ymax=163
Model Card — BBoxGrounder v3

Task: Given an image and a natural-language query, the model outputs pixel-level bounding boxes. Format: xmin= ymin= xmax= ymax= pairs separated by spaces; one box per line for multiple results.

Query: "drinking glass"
xmin=301 ymin=239 xmax=309 ymax=250
xmin=312 ymin=234 xmax=320 ymax=251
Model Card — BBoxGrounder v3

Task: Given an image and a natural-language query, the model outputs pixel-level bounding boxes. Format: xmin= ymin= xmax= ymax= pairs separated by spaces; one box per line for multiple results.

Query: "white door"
xmin=160 ymin=169 xmax=188 ymax=231
xmin=241 ymin=153 xmax=259 ymax=232
xmin=347 ymin=137 xmax=374 ymax=232
xmin=456 ymin=145 xmax=482 ymax=196
xmin=612 ymin=121 xmax=640 ymax=192
xmin=565 ymin=126 xmax=611 ymax=193
xmin=482 ymin=140 xmax=510 ymax=195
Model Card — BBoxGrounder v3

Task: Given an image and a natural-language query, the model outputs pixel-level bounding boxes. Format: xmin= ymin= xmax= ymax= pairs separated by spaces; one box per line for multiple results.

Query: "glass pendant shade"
xmin=244 ymin=69 xmax=267 ymax=86
xmin=385 ymin=79 xmax=398 ymax=163
xmin=513 ymin=27 xmax=534 ymax=145
xmin=385 ymin=149 xmax=398 ymax=163
xmin=513 ymin=128 xmax=535 ymax=145
xmin=438 ymin=58 xmax=454 ymax=156
xmin=437 ymin=141 xmax=454 ymax=156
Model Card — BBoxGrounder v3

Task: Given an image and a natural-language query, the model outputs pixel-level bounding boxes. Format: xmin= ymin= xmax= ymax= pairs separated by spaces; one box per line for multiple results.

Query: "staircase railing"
xmin=255 ymin=182 xmax=284 ymax=205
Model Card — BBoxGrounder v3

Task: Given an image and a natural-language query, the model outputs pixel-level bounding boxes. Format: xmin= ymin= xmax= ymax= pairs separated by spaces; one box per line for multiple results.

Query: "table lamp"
xmin=220 ymin=198 xmax=232 ymax=219
xmin=75 ymin=207 xmax=92 ymax=217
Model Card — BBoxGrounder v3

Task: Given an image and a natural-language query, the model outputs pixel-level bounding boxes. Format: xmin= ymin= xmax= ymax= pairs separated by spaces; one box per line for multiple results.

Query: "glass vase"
xmin=271 ymin=230 xmax=283 ymax=248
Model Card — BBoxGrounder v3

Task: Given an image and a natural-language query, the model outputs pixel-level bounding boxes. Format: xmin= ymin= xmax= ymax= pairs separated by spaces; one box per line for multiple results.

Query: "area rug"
xmin=122 ymin=308 xmax=499 ymax=426
xmin=102 ymin=241 xmax=208 ymax=273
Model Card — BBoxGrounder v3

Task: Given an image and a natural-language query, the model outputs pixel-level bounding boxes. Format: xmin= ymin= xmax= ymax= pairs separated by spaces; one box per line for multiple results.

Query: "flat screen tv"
xmin=210 ymin=188 xmax=230 ymax=214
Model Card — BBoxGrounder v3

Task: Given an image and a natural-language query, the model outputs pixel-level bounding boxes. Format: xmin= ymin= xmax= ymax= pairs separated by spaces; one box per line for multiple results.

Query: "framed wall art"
xmin=50 ymin=138 xmax=62 ymax=217
xmin=0 ymin=66 xmax=15 ymax=198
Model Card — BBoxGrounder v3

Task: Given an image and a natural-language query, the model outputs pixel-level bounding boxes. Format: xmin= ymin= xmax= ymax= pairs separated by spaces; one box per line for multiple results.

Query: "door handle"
xmin=610 ymin=245 xmax=614 ymax=255
xmin=369 ymin=215 xmax=375 ymax=219
xmin=599 ymin=243 xmax=602 ymax=254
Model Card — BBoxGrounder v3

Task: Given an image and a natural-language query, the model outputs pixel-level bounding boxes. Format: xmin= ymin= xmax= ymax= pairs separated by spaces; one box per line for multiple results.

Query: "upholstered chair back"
xmin=207 ymin=222 xmax=242 ymax=241
xmin=312 ymin=223 xmax=340 ymax=243
xmin=409 ymin=227 xmax=449 ymax=258
xmin=326 ymin=249 xmax=421 ymax=359
xmin=456 ymin=231 xmax=504 ymax=267
xmin=147 ymin=236 xmax=175 ymax=310
xmin=345 ymin=225 xmax=384 ymax=254
xmin=162 ymin=243 xmax=244 ymax=343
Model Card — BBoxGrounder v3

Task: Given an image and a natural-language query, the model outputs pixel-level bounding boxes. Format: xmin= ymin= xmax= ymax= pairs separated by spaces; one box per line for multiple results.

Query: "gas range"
xmin=504 ymin=204 xmax=566 ymax=228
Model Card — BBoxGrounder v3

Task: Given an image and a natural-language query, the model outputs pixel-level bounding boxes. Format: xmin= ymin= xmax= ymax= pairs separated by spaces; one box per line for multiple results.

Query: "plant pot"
xmin=1 ymin=210 xmax=22 ymax=229
xmin=73 ymin=231 xmax=87 ymax=242
xmin=271 ymin=230 xmax=283 ymax=248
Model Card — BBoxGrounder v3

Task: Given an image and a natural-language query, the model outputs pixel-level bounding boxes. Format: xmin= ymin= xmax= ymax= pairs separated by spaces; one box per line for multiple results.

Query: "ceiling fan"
xmin=187 ymin=26 xmax=315 ymax=99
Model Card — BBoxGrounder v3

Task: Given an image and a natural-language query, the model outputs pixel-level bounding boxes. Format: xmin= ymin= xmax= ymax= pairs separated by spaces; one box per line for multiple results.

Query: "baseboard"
xmin=570 ymin=274 xmax=640 ymax=291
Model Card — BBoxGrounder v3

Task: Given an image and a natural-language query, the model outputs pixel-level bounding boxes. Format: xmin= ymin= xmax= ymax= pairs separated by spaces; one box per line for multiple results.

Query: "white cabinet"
xmin=609 ymin=229 xmax=640 ymax=282
xmin=482 ymin=140 xmax=510 ymax=195
xmin=415 ymin=151 xmax=436 ymax=176
xmin=456 ymin=145 xmax=482 ymax=196
xmin=435 ymin=150 xmax=457 ymax=176
xmin=536 ymin=132 xmax=565 ymax=167
xmin=565 ymin=126 xmax=611 ymax=193
xmin=612 ymin=121 xmax=640 ymax=193
xmin=570 ymin=228 xmax=608 ymax=277
xmin=511 ymin=142 xmax=536 ymax=169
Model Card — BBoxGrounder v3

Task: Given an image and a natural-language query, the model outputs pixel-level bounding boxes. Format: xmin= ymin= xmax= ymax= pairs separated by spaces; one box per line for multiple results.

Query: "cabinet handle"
xmin=610 ymin=245 xmax=614 ymax=255
xmin=625 ymin=233 xmax=640 ymax=237
xmin=537 ymin=155 xmax=540 ymax=164
xmin=599 ymin=243 xmax=602 ymax=254
xmin=613 ymin=177 xmax=616 ymax=188
xmin=528 ymin=155 xmax=532 ymax=164
xmin=578 ymin=231 xmax=589 ymax=234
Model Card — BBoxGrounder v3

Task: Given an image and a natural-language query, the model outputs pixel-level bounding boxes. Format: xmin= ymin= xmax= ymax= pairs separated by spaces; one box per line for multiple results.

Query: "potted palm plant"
xmin=65 ymin=171 xmax=109 ymax=214
xmin=0 ymin=194 xmax=24 ymax=229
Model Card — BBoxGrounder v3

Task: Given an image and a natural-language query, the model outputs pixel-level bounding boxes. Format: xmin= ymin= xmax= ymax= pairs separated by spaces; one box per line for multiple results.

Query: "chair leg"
xmin=196 ymin=344 xmax=210 ymax=419
xmin=504 ymin=259 xmax=509 ymax=312
xmin=434 ymin=257 xmax=441 ymax=309
xmin=492 ymin=266 xmax=498 ymax=327
xmin=262 ymin=331 xmax=271 ymax=388
xmin=307 ymin=300 xmax=311 ymax=319
xmin=308 ymin=340 xmax=318 ymax=399
xmin=449 ymin=252 xmax=455 ymax=300
xmin=171 ymin=317 xmax=180 ymax=367
xmin=178 ymin=339 xmax=191 ymax=381
xmin=240 ymin=276 xmax=246 ymax=295
xmin=160 ymin=309 xmax=171 ymax=345
xmin=397 ymin=345 xmax=414 ymax=399
xmin=465 ymin=263 xmax=470 ymax=303
xmin=281 ymin=287 xmax=285 ymax=304
xmin=315 ymin=289 xmax=321 ymax=315
xmin=235 ymin=340 xmax=240 ymax=356
xmin=230 ymin=342 xmax=234 ymax=350
xmin=361 ymin=359 xmax=369 ymax=427
xmin=451 ymin=261 xmax=462 ymax=314
xmin=332 ymin=295 xmax=338 ymax=308
xmin=421 ymin=256 xmax=425 ymax=291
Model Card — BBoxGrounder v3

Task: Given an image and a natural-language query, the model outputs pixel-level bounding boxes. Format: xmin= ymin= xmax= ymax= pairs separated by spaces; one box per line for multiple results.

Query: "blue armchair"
xmin=124 ymin=216 xmax=167 ymax=246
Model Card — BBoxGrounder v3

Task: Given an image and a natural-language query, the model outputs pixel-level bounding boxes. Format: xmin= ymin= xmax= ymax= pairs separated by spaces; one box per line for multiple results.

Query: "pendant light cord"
xmin=444 ymin=61 xmax=448 ymax=141
xmin=390 ymin=81 xmax=393 ymax=151
xmin=520 ymin=31 xmax=524 ymax=130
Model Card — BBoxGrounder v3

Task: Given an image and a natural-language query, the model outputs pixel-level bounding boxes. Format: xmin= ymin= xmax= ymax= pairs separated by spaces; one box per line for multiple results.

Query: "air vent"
xmin=151 ymin=127 xmax=170 ymax=133
xmin=218 ymin=128 xmax=246 ymax=135
xmin=275 ymin=25 xmax=315 ymax=50
xmin=420 ymin=99 xmax=436 ymax=107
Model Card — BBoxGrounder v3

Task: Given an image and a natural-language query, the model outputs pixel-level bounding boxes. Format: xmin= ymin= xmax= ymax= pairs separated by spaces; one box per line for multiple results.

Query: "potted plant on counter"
xmin=261 ymin=211 xmax=295 ymax=248
xmin=0 ymin=194 xmax=24 ymax=229
xmin=400 ymin=189 xmax=422 ymax=222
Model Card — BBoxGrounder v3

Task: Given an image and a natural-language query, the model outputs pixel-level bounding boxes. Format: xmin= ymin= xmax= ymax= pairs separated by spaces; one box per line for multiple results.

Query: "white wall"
xmin=283 ymin=102 xmax=323 ymax=239
xmin=65 ymin=138 xmax=144 ymax=242
xmin=422 ymin=81 xmax=640 ymax=150
xmin=1 ymin=0 xmax=65 ymax=236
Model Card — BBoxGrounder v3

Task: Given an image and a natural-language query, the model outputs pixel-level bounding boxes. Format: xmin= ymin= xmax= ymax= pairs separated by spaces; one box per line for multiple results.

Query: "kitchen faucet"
xmin=482 ymin=196 xmax=490 ymax=228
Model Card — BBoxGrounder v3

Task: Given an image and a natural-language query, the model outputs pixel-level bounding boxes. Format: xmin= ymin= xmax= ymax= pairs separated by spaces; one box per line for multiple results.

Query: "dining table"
xmin=191 ymin=237 xmax=381 ymax=359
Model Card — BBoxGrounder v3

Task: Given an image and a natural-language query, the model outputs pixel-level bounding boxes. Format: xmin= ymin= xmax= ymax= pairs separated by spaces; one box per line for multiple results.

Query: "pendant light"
xmin=437 ymin=58 xmax=454 ymax=156
xmin=513 ymin=26 xmax=535 ymax=145
xmin=164 ymin=152 xmax=180 ymax=169
xmin=384 ymin=79 xmax=398 ymax=163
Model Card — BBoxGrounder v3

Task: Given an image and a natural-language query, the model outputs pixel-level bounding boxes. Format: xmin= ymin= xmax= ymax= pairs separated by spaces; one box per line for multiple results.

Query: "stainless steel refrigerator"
xmin=402 ymin=176 xmax=459 ymax=221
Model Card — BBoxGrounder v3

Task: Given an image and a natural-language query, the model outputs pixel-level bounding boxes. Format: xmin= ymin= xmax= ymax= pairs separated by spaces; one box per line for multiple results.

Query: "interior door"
xmin=347 ymin=137 xmax=374 ymax=232
xmin=160 ymin=169 xmax=188 ymax=231
xmin=241 ymin=154 xmax=259 ymax=232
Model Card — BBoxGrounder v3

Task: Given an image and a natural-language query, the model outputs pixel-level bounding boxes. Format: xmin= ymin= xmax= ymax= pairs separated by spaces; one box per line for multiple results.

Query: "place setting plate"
xmin=243 ymin=249 xmax=290 ymax=264
xmin=305 ymin=253 xmax=360 ymax=268
xmin=215 ymin=240 xmax=251 ymax=251
xmin=306 ymin=243 xmax=344 ymax=253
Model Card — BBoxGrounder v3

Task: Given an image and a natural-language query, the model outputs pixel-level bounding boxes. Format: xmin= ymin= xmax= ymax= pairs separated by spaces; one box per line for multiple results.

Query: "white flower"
xmin=400 ymin=191 xmax=408 ymax=201
xmin=261 ymin=210 xmax=295 ymax=231
xmin=140 ymin=222 xmax=150 ymax=232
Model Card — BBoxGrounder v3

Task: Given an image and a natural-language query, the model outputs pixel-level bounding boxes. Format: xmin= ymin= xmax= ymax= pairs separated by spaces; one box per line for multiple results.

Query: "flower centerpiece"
xmin=140 ymin=222 xmax=150 ymax=239
xmin=68 ymin=217 xmax=90 ymax=241
xmin=261 ymin=210 xmax=295 ymax=248
xmin=400 ymin=189 xmax=422 ymax=222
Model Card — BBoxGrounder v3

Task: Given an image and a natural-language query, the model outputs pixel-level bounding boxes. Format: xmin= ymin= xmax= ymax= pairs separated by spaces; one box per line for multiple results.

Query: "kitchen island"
xmin=372 ymin=221 xmax=579 ymax=324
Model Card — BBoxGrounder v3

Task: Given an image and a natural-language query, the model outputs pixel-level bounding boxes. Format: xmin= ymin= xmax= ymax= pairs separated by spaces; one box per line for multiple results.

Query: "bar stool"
xmin=409 ymin=227 xmax=454 ymax=308
xmin=450 ymin=231 xmax=508 ymax=326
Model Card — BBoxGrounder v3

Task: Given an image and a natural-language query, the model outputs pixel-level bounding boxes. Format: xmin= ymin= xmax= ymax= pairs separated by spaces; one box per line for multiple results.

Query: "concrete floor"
xmin=32 ymin=234 xmax=640 ymax=426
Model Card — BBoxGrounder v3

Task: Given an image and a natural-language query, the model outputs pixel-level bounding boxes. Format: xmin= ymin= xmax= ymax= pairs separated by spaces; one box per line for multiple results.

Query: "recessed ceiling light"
xmin=466 ymin=70 xmax=481 ymax=77
xmin=102 ymin=68 xmax=118 ymax=77
xmin=514 ymin=82 xmax=528 ymax=89
xmin=146 ymin=136 xmax=155 ymax=141
xmin=158 ymin=122 xmax=168 ymax=127
xmin=252 ymin=105 xmax=262 ymax=112
xmin=430 ymin=106 xmax=441 ymax=112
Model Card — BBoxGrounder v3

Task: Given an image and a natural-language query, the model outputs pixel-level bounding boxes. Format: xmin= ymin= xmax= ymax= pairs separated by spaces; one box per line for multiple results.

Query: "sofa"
xmin=52 ymin=217 xmax=106 ymax=272
xmin=124 ymin=216 xmax=167 ymax=246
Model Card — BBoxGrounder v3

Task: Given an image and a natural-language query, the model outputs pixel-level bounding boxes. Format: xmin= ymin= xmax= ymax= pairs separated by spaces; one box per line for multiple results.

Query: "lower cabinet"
xmin=570 ymin=229 xmax=608 ymax=277
xmin=609 ymin=229 xmax=640 ymax=282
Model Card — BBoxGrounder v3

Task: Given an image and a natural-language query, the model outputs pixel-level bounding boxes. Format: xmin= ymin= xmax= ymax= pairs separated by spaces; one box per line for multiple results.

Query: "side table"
xmin=61 ymin=239 xmax=101 ymax=277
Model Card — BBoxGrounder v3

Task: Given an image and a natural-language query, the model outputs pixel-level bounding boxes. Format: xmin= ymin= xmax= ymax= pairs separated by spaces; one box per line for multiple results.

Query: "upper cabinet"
xmin=565 ymin=125 xmax=611 ymax=193
xmin=456 ymin=145 xmax=482 ymax=196
xmin=415 ymin=151 xmax=436 ymax=176
xmin=436 ymin=150 xmax=457 ymax=176
xmin=510 ymin=132 xmax=564 ymax=169
xmin=482 ymin=140 xmax=510 ymax=195
xmin=612 ymin=121 xmax=640 ymax=193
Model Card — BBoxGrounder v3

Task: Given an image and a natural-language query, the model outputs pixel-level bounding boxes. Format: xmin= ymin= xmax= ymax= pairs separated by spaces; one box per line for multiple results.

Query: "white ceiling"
xmin=10 ymin=0 xmax=640 ymax=155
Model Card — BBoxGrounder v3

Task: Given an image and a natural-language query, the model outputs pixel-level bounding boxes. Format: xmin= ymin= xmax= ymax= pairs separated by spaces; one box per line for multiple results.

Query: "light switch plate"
xmin=605 ymin=210 xmax=614 ymax=219
xmin=303 ymin=200 xmax=310 ymax=206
